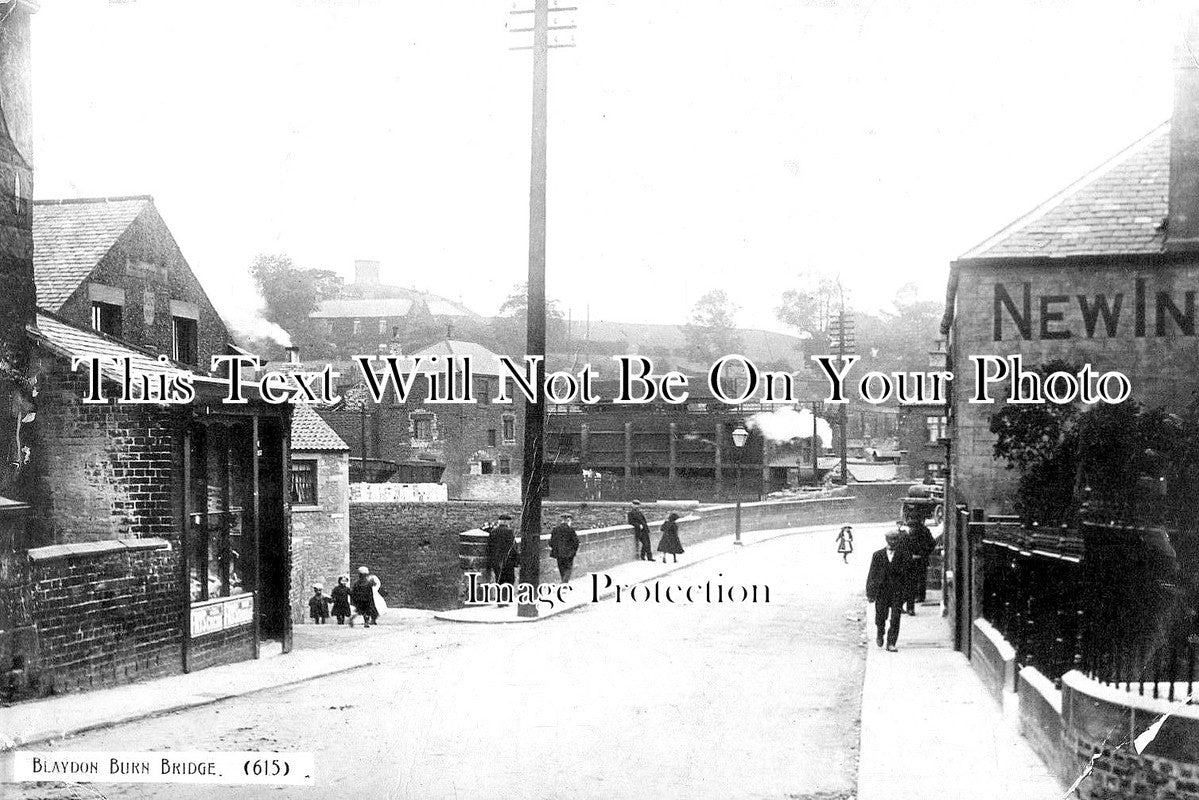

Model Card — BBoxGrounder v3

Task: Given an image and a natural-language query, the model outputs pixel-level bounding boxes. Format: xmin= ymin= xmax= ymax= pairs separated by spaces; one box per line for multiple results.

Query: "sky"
xmin=28 ymin=0 xmax=1187 ymax=335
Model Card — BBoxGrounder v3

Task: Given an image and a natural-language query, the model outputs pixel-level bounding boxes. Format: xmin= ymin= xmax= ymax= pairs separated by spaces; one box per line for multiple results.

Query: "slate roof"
xmin=33 ymin=197 xmax=152 ymax=311
xmin=961 ymin=123 xmax=1170 ymax=260
xmin=291 ymin=404 xmax=349 ymax=452
xmin=32 ymin=310 xmax=189 ymax=385
xmin=410 ymin=339 xmax=506 ymax=375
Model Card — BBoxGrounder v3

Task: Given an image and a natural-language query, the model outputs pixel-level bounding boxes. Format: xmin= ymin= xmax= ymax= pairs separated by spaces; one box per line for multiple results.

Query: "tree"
xmin=682 ymin=289 xmax=742 ymax=363
xmin=775 ymin=272 xmax=841 ymax=359
xmin=989 ymin=360 xmax=1084 ymax=527
xmin=857 ymin=282 xmax=944 ymax=372
xmin=249 ymin=253 xmax=343 ymax=358
xmin=491 ymin=282 xmax=566 ymax=357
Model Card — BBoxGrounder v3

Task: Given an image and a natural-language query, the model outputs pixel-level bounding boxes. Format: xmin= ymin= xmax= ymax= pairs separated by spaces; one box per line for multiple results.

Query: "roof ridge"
xmin=959 ymin=121 xmax=1169 ymax=260
xmin=34 ymin=195 xmax=153 ymax=206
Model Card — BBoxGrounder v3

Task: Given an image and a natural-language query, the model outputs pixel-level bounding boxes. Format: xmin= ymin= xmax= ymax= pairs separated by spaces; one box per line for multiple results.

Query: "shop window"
xmin=502 ymin=415 xmax=516 ymax=444
xmin=925 ymin=462 xmax=945 ymax=481
xmin=290 ymin=459 xmax=318 ymax=506
xmin=488 ymin=429 xmax=498 ymax=447
xmin=481 ymin=460 xmax=495 ymax=475
xmin=499 ymin=458 xmax=511 ymax=475
xmin=926 ymin=415 xmax=947 ymax=444
xmin=173 ymin=316 xmax=198 ymax=366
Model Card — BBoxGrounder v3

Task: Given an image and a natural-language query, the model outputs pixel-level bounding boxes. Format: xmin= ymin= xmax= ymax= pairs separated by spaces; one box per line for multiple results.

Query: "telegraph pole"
xmin=510 ymin=0 xmax=574 ymax=617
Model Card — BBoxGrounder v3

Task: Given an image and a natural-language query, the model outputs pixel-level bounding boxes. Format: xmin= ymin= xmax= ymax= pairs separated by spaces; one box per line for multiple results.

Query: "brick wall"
xmin=290 ymin=451 xmax=350 ymax=624
xmin=1059 ymin=671 xmax=1199 ymax=799
xmin=31 ymin=365 xmax=182 ymax=546
xmin=27 ymin=538 xmax=181 ymax=694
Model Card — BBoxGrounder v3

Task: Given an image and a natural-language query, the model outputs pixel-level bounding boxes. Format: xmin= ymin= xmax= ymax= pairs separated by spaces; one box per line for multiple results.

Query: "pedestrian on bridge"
xmin=627 ymin=500 xmax=653 ymax=562
xmin=866 ymin=529 xmax=913 ymax=652
xmin=657 ymin=512 xmax=684 ymax=563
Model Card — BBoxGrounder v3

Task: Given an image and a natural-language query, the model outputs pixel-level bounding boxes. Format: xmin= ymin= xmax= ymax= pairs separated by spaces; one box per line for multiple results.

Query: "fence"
xmin=978 ymin=516 xmax=1199 ymax=702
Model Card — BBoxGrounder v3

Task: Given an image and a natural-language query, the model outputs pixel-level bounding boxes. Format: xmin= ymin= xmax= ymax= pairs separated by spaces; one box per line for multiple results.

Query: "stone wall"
xmin=950 ymin=262 xmax=1199 ymax=513
xmin=350 ymin=482 xmax=447 ymax=503
xmin=349 ymin=493 xmax=903 ymax=612
xmin=291 ymin=450 xmax=350 ymax=623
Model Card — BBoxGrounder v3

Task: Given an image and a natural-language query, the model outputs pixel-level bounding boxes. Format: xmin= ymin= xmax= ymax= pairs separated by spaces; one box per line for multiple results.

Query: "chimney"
xmin=354 ymin=260 xmax=380 ymax=286
xmin=0 ymin=1 xmax=38 ymax=501
xmin=1167 ymin=14 xmax=1199 ymax=250
xmin=285 ymin=345 xmax=300 ymax=365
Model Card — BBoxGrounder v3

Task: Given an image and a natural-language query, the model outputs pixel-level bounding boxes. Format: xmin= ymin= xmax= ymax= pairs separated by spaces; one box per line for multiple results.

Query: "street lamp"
xmin=732 ymin=425 xmax=748 ymax=546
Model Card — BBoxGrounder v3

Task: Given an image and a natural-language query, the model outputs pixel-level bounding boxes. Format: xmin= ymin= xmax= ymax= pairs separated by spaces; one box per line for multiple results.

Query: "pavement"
xmin=856 ymin=597 xmax=1067 ymax=800
xmin=0 ymin=635 xmax=377 ymax=754
xmin=435 ymin=521 xmax=840 ymax=623
xmin=1 ymin=520 xmax=1072 ymax=800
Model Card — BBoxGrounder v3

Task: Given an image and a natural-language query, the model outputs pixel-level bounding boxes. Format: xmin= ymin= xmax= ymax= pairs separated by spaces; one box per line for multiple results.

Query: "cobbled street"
xmin=14 ymin=524 xmax=891 ymax=800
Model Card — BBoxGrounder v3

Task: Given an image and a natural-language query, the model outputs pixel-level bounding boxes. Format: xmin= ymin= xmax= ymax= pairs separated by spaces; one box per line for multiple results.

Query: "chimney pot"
xmin=286 ymin=346 xmax=300 ymax=365
xmin=1167 ymin=12 xmax=1199 ymax=250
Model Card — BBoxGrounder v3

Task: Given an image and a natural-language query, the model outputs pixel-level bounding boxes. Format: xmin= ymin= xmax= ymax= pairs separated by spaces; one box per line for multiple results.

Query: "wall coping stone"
xmin=974 ymin=617 xmax=1017 ymax=661
xmin=1019 ymin=665 xmax=1063 ymax=715
xmin=460 ymin=514 xmax=703 ymax=542
xmin=29 ymin=537 xmax=171 ymax=563
xmin=1062 ymin=669 xmax=1199 ymax=720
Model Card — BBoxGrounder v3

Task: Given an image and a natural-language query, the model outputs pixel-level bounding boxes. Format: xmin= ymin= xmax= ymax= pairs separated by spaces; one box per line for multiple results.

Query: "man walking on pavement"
xmin=486 ymin=514 xmax=520 ymax=604
xmin=904 ymin=517 xmax=937 ymax=615
xmin=549 ymin=512 xmax=580 ymax=582
xmin=627 ymin=500 xmax=653 ymax=561
xmin=866 ymin=528 xmax=913 ymax=652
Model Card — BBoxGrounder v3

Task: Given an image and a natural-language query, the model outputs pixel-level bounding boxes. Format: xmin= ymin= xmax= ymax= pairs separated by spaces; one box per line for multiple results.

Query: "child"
xmin=836 ymin=525 xmax=854 ymax=563
xmin=657 ymin=512 xmax=684 ymax=563
xmin=349 ymin=566 xmax=379 ymax=628
xmin=308 ymin=583 xmax=330 ymax=624
xmin=330 ymin=576 xmax=352 ymax=625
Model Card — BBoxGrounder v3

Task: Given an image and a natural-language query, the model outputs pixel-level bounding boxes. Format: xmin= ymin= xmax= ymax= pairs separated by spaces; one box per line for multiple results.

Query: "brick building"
xmin=289 ymin=405 xmax=350 ymax=624
xmin=895 ymin=340 xmax=948 ymax=482
xmin=0 ymin=7 xmax=298 ymax=697
xmin=302 ymin=339 xmax=524 ymax=501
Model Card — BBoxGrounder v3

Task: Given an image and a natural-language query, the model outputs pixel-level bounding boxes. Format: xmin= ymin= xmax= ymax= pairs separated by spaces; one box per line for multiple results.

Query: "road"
xmin=14 ymin=523 xmax=891 ymax=800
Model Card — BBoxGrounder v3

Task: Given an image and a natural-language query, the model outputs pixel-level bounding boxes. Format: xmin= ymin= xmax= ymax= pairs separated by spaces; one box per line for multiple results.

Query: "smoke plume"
xmin=747 ymin=407 xmax=831 ymax=447
xmin=206 ymin=268 xmax=293 ymax=348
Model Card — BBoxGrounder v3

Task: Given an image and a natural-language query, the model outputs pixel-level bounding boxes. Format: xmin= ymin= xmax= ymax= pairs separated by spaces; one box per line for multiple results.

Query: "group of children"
xmin=308 ymin=566 xmax=387 ymax=627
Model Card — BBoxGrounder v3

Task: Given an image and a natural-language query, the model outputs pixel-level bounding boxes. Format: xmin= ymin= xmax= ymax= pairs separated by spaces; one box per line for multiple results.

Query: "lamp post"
xmin=732 ymin=425 xmax=748 ymax=546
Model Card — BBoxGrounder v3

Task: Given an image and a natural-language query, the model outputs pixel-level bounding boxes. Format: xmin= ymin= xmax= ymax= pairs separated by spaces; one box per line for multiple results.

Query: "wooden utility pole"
xmin=509 ymin=1 xmax=575 ymax=616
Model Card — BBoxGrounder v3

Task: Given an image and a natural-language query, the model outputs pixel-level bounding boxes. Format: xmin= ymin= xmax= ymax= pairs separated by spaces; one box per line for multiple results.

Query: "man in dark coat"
xmin=548 ymin=512 xmax=580 ymax=582
xmin=866 ymin=529 xmax=913 ymax=652
xmin=904 ymin=518 xmax=937 ymax=615
xmin=486 ymin=514 xmax=520 ymax=602
xmin=627 ymin=500 xmax=652 ymax=561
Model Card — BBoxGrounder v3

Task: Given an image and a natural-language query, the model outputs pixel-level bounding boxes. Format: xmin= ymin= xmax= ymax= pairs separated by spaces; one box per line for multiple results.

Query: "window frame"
xmin=289 ymin=459 xmax=319 ymax=507
xmin=91 ymin=300 xmax=123 ymax=338
xmin=172 ymin=315 xmax=199 ymax=366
